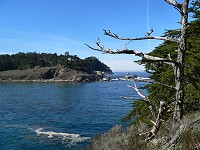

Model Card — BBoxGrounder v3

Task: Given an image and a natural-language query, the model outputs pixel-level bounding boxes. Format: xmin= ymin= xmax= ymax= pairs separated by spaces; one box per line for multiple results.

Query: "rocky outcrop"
xmin=0 ymin=66 xmax=105 ymax=82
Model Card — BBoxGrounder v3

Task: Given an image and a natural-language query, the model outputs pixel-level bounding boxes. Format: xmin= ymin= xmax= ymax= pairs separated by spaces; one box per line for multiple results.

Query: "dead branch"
xmin=168 ymin=53 xmax=176 ymax=69
xmin=145 ymin=28 xmax=154 ymax=37
xmin=128 ymin=83 xmax=157 ymax=118
xmin=147 ymin=101 xmax=166 ymax=140
xmin=85 ymin=42 xmax=176 ymax=66
xmin=126 ymin=77 xmax=176 ymax=90
xmin=120 ymin=96 xmax=135 ymax=100
xmin=103 ymin=29 xmax=179 ymax=43
xmin=128 ymin=83 xmax=145 ymax=99
xmin=164 ymin=0 xmax=182 ymax=10
xmin=113 ymin=73 xmax=175 ymax=90
xmin=139 ymin=101 xmax=166 ymax=140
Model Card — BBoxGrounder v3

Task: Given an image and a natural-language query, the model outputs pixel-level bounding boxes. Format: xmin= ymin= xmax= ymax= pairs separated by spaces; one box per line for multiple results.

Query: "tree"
xmin=143 ymin=17 xmax=200 ymax=114
xmin=190 ymin=0 xmax=200 ymax=18
xmin=86 ymin=0 xmax=190 ymax=140
xmin=83 ymin=57 xmax=112 ymax=73
xmin=0 ymin=54 xmax=15 ymax=71
xmin=0 ymin=52 xmax=112 ymax=74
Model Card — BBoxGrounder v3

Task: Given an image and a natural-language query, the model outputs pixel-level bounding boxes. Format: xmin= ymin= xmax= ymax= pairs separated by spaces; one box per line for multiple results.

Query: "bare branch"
xmin=115 ymin=74 xmax=175 ymax=89
xmin=164 ymin=0 xmax=182 ymax=10
xmin=128 ymin=83 xmax=157 ymax=118
xmin=168 ymin=53 xmax=176 ymax=69
xmin=103 ymin=29 xmax=179 ymax=43
xmin=145 ymin=69 xmax=155 ymax=74
xmin=85 ymin=42 xmax=176 ymax=66
xmin=120 ymin=96 xmax=135 ymax=100
xmin=145 ymin=28 xmax=154 ymax=37
xmin=151 ymin=120 xmax=157 ymax=126
xmin=147 ymin=101 xmax=166 ymax=140
xmin=140 ymin=101 xmax=166 ymax=140
xmin=126 ymin=77 xmax=176 ymax=90
xmin=128 ymin=84 xmax=146 ymax=99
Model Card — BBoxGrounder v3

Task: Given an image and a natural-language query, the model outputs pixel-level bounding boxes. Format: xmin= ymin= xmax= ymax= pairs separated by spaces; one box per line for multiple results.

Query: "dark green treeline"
xmin=0 ymin=52 xmax=112 ymax=74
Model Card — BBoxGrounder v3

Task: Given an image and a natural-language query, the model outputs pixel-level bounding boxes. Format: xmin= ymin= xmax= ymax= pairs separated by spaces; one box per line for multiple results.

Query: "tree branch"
xmin=164 ymin=0 xmax=182 ymax=10
xmin=103 ymin=29 xmax=179 ymax=43
xmin=85 ymin=42 xmax=177 ymax=66
xmin=125 ymin=77 xmax=176 ymax=90
xmin=139 ymin=101 xmax=166 ymax=140
xmin=120 ymin=96 xmax=135 ymax=100
xmin=128 ymin=82 xmax=157 ymax=118
xmin=128 ymin=84 xmax=146 ymax=99
xmin=112 ymin=72 xmax=175 ymax=90
xmin=167 ymin=53 xmax=176 ymax=69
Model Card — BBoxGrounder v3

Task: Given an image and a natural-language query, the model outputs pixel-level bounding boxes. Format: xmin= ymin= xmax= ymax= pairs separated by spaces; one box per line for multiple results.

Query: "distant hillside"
xmin=0 ymin=52 xmax=113 ymax=74
xmin=0 ymin=66 xmax=106 ymax=82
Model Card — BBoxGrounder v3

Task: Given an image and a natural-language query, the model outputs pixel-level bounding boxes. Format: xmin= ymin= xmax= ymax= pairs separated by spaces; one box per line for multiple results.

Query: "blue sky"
xmin=0 ymin=0 xmax=182 ymax=71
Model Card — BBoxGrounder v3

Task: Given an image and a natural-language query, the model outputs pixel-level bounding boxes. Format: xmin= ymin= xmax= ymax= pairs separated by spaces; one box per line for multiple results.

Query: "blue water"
xmin=0 ymin=72 xmax=148 ymax=150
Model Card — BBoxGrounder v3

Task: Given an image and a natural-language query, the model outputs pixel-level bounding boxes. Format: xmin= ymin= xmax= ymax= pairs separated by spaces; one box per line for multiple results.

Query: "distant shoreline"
xmin=0 ymin=66 xmax=109 ymax=83
xmin=0 ymin=79 xmax=75 ymax=83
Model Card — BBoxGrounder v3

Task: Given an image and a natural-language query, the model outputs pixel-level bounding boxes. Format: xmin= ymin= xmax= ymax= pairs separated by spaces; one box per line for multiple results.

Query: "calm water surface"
xmin=0 ymin=72 xmax=148 ymax=150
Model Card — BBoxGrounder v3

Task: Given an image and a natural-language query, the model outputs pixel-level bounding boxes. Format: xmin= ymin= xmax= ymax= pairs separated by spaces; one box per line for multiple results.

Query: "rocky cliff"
xmin=0 ymin=66 xmax=105 ymax=82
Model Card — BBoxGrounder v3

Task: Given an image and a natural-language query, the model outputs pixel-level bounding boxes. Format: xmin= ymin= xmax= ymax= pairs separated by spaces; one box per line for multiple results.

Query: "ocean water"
xmin=0 ymin=72 xmax=148 ymax=150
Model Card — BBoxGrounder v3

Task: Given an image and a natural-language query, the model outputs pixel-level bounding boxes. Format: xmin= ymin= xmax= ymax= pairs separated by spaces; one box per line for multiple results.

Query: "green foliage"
xmin=0 ymin=54 xmax=15 ymax=71
xmin=190 ymin=0 xmax=200 ymax=18
xmin=0 ymin=52 xmax=112 ymax=74
xmin=83 ymin=57 xmax=112 ymax=73
xmin=122 ymin=100 xmax=152 ymax=126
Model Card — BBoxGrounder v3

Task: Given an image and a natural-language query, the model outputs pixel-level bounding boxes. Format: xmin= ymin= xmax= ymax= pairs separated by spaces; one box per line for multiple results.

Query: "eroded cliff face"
xmin=0 ymin=66 xmax=105 ymax=82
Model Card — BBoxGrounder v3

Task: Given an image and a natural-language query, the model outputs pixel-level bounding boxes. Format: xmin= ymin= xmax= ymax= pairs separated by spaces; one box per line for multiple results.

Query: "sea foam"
xmin=35 ymin=128 xmax=90 ymax=145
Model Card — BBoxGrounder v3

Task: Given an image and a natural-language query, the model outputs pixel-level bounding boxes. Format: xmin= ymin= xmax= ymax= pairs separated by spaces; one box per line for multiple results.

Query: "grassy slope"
xmin=88 ymin=112 xmax=200 ymax=150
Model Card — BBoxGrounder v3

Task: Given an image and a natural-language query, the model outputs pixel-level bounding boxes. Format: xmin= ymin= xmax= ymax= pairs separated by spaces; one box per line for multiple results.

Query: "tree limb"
xmin=125 ymin=77 xmax=176 ymax=90
xmin=139 ymin=101 xmax=166 ymax=140
xmin=85 ymin=42 xmax=176 ymax=66
xmin=128 ymin=83 xmax=157 ymax=118
xmin=167 ymin=53 xmax=176 ymax=69
xmin=103 ymin=29 xmax=179 ymax=43
xmin=128 ymin=84 xmax=146 ymax=99
xmin=164 ymin=0 xmax=182 ymax=10
xmin=120 ymin=96 xmax=135 ymax=100
xmin=113 ymin=73 xmax=175 ymax=90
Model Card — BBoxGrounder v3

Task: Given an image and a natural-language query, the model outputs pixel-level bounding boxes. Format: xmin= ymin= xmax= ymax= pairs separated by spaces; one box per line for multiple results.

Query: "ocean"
xmin=0 ymin=72 xmax=148 ymax=150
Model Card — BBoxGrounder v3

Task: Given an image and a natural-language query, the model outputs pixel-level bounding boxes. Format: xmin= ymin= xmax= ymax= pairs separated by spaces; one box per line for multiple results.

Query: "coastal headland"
xmin=0 ymin=66 xmax=108 ymax=82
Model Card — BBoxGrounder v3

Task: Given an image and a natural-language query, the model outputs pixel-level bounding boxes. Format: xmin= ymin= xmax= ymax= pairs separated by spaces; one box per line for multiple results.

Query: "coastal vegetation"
xmin=88 ymin=0 xmax=200 ymax=149
xmin=0 ymin=52 xmax=112 ymax=74
xmin=0 ymin=52 xmax=112 ymax=82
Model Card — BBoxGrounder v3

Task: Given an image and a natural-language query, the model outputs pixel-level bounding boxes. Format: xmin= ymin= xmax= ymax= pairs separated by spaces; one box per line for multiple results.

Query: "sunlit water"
xmin=0 ymin=72 xmax=148 ymax=150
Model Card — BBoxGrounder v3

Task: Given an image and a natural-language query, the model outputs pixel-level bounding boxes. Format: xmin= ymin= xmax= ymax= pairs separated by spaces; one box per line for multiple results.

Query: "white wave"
xmin=4 ymin=125 xmax=90 ymax=145
xmin=35 ymin=128 xmax=90 ymax=144
xmin=111 ymin=78 xmax=120 ymax=81
xmin=137 ymin=77 xmax=150 ymax=80
xmin=35 ymin=128 xmax=80 ymax=138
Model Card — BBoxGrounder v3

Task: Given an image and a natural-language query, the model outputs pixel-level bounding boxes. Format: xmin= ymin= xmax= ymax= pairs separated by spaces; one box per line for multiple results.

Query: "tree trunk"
xmin=173 ymin=0 xmax=189 ymax=123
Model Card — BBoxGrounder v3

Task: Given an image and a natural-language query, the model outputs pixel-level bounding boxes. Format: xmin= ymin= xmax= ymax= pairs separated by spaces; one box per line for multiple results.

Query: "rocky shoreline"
xmin=0 ymin=66 xmax=108 ymax=83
